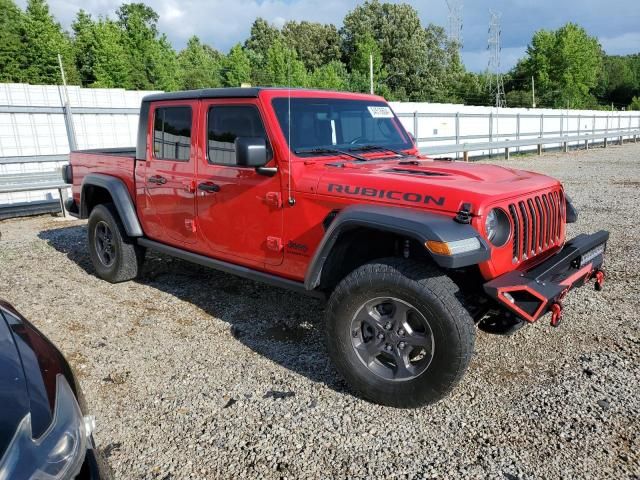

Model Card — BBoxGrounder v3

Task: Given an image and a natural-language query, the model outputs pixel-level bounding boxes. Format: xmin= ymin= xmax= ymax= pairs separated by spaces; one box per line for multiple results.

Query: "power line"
xmin=487 ymin=10 xmax=506 ymax=108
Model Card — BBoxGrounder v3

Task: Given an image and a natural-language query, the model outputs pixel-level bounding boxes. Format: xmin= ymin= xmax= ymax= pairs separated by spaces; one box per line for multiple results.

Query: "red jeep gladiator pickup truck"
xmin=64 ymin=88 xmax=608 ymax=407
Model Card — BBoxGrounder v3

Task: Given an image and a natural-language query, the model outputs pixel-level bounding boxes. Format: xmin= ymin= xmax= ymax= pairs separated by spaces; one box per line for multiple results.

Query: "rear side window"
xmin=207 ymin=106 xmax=269 ymax=165
xmin=153 ymin=107 xmax=192 ymax=161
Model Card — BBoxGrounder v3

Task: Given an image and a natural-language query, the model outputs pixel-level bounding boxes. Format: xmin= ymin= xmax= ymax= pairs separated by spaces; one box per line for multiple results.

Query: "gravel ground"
xmin=1 ymin=143 xmax=639 ymax=480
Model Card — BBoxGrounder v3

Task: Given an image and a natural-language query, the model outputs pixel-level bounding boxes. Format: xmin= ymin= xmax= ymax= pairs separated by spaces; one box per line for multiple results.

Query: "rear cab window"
xmin=153 ymin=106 xmax=192 ymax=161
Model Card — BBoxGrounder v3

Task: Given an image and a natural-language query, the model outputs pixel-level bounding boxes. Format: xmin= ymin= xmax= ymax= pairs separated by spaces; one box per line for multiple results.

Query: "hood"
xmin=311 ymin=157 xmax=561 ymax=215
xmin=0 ymin=310 xmax=30 ymax=458
xmin=0 ymin=303 xmax=78 ymax=459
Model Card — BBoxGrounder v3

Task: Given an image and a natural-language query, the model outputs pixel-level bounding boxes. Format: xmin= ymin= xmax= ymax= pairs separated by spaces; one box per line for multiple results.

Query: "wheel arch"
xmin=304 ymin=205 xmax=490 ymax=292
xmin=80 ymin=174 xmax=143 ymax=237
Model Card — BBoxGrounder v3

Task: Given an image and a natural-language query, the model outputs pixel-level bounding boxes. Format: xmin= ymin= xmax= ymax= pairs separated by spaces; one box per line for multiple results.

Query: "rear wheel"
xmin=325 ymin=258 xmax=475 ymax=408
xmin=87 ymin=203 xmax=145 ymax=283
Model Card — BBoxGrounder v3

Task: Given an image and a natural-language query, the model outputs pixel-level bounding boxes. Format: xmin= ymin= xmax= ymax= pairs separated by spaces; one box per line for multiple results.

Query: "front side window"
xmin=153 ymin=106 xmax=192 ymax=161
xmin=207 ymin=106 xmax=269 ymax=165
xmin=272 ymin=98 xmax=413 ymax=154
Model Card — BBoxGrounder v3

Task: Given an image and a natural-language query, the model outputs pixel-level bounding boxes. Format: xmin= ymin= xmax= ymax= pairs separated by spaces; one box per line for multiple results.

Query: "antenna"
xmin=487 ymin=10 xmax=506 ymax=108
xmin=286 ymin=45 xmax=295 ymax=206
xmin=446 ymin=0 xmax=463 ymax=50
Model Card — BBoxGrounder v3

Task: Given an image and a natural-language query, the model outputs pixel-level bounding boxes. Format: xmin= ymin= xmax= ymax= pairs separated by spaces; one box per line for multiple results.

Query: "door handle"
xmin=148 ymin=175 xmax=167 ymax=185
xmin=198 ymin=182 xmax=220 ymax=193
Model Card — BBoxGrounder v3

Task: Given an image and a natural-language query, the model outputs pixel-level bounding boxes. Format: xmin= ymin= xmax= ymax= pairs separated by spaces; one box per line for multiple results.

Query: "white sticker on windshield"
xmin=367 ymin=106 xmax=394 ymax=118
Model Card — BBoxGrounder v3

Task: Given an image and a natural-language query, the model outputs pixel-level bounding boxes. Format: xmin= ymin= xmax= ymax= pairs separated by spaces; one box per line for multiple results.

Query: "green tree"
xmin=223 ymin=44 xmax=251 ymax=87
xmin=597 ymin=55 xmax=639 ymax=107
xmin=116 ymin=3 xmax=177 ymax=90
xmin=348 ymin=31 xmax=385 ymax=94
xmin=91 ymin=19 xmax=131 ymax=88
xmin=309 ymin=61 xmax=349 ymax=90
xmin=341 ymin=0 xmax=461 ymax=101
xmin=72 ymin=10 xmax=99 ymax=86
xmin=244 ymin=18 xmax=283 ymax=85
xmin=263 ymin=38 xmax=307 ymax=87
xmin=0 ymin=0 xmax=26 ymax=82
xmin=177 ymin=36 xmax=222 ymax=89
xmin=516 ymin=23 xmax=603 ymax=108
xmin=422 ymin=24 xmax=465 ymax=102
xmin=22 ymin=0 xmax=79 ymax=85
xmin=456 ymin=72 xmax=492 ymax=106
xmin=282 ymin=21 xmax=341 ymax=71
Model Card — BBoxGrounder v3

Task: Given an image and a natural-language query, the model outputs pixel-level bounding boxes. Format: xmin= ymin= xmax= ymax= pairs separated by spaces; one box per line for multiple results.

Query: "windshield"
xmin=272 ymin=98 xmax=413 ymax=155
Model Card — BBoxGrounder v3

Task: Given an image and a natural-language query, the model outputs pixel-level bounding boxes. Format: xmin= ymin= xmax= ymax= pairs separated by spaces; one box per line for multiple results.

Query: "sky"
xmin=16 ymin=0 xmax=640 ymax=72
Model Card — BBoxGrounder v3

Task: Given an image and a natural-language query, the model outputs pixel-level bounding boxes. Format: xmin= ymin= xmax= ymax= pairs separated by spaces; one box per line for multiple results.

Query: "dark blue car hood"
xmin=0 ymin=303 xmax=79 ymax=460
xmin=0 ymin=311 xmax=30 ymax=458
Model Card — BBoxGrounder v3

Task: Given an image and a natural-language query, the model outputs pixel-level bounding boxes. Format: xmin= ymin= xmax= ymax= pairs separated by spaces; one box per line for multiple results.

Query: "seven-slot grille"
xmin=507 ymin=190 xmax=564 ymax=263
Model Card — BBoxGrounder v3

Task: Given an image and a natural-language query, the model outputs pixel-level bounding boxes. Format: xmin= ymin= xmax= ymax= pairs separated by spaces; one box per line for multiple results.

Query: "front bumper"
xmin=483 ymin=230 xmax=609 ymax=324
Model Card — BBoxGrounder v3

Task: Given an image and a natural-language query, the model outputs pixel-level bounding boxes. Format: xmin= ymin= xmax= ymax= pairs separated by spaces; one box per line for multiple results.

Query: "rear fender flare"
xmin=304 ymin=205 xmax=490 ymax=290
xmin=80 ymin=174 xmax=143 ymax=237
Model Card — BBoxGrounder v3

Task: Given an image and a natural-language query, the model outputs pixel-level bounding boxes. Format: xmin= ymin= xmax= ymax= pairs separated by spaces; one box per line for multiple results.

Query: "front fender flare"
xmin=304 ymin=205 xmax=490 ymax=290
xmin=80 ymin=174 xmax=143 ymax=237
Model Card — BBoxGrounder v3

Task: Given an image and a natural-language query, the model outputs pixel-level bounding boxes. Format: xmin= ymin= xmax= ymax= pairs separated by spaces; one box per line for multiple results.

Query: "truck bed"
xmin=69 ymin=147 xmax=137 ymax=203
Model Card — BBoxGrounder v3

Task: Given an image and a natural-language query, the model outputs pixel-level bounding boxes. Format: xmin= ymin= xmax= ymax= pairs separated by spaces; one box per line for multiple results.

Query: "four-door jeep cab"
xmin=64 ymin=88 xmax=609 ymax=408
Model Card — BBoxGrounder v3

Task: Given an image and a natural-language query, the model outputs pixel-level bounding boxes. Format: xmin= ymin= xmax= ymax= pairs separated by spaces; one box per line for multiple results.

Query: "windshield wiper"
xmin=348 ymin=144 xmax=409 ymax=158
xmin=294 ymin=147 xmax=367 ymax=161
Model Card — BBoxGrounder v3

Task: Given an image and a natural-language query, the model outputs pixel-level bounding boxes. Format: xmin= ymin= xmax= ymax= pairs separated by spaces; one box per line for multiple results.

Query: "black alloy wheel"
xmin=350 ymin=297 xmax=434 ymax=381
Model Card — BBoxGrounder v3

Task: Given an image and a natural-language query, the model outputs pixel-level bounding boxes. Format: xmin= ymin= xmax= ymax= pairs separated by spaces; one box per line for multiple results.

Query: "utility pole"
xmin=532 ymin=76 xmax=536 ymax=108
xmin=446 ymin=0 xmax=463 ymax=50
xmin=369 ymin=53 xmax=374 ymax=95
xmin=487 ymin=10 xmax=506 ymax=108
xmin=57 ymin=53 xmax=77 ymax=151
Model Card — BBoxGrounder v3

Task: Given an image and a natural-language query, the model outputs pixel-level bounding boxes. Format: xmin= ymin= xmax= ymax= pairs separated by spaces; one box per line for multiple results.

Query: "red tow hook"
xmin=550 ymin=303 xmax=563 ymax=327
xmin=594 ymin=270 xmax=605 ymax=291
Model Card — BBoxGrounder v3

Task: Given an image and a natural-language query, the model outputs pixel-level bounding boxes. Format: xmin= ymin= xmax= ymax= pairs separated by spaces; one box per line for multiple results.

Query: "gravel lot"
xmin=1 ymin=143 xmax=639 ymax=479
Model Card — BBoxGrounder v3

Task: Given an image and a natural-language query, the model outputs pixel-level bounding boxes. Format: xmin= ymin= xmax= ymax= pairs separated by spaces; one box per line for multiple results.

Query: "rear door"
xmin=143 ymin=102 xmax=198 ymax=246
xmin=194 ymin=99 xmax=284 ymax=266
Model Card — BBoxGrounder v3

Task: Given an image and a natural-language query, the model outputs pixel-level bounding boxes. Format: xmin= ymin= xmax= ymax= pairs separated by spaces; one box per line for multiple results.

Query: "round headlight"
xmin=485 ymin=208 xmax=510 ymax=246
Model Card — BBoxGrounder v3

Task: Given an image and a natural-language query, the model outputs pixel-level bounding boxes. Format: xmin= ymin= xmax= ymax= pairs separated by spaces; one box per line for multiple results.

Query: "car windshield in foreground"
xmin=272 ymin=98 xmax=413 ymax=156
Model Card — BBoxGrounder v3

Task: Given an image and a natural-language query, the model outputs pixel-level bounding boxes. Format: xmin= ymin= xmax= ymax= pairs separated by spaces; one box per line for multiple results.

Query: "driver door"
xmin=194 ymin=100 xmax=284 ymax=267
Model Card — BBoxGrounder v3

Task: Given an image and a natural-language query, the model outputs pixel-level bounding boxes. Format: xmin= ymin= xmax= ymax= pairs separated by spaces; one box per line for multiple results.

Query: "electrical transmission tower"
xmin=487 ymin=10 xmax=506 ymax=108
xmin=446 ymin=0 xmax=463 ymax=49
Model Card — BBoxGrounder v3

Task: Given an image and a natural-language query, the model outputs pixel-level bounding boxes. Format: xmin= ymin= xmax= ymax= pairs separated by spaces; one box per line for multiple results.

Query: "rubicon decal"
xmin=327 ymin=183 xmax=445 ymax=206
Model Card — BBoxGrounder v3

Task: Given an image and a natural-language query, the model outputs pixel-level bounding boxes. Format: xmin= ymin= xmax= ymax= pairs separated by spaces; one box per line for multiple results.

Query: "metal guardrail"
xmin=395 ymin=110 xmax=640 ymax=160
xmin=419 ymin=130 xmax=640 ymax=159
xmin=0 ymin=170 xmax=68 ymax=217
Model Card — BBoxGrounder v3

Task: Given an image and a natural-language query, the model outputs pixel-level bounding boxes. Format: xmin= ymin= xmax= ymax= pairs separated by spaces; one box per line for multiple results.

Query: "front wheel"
xmin=87 ymin=203 xmax=145 ymax=283
xmin=325 ymin=258 xmax=475 ymax=408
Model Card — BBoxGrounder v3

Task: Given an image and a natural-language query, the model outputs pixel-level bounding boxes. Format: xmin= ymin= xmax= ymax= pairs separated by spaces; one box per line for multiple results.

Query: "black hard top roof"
xmin=141 ymin=87 xmax=327 ymax=103
xmin=142 ymin=87 xmax=260 ymax=103
xmin=141 ymin=87 xmax=379 ymax=103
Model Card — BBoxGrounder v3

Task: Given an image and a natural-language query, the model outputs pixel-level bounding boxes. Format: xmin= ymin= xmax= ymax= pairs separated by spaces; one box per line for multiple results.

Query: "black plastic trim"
xmin=484 ymin=230 xmax=609 ymax=317
xmin=136 ymin=100 xmax=150 ymax=161
xmin=64 ymin=198 xmax=80 ymax=217
xmin=566 ymin=199 xmax=578 ymax=223
xmin=62 ymin=164 xmax=73 ymax=184
xmin=80 ymin=174 xmax=143 ymax=237
xmin=304 ymin=204 xmax=490 ymax=290
xmin=137 ymin=238 xmax=326 ymax=299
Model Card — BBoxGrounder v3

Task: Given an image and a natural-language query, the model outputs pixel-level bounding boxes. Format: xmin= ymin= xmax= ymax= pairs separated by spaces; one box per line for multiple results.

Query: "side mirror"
xmin=235 ymin=137 xmax=268 ymax=167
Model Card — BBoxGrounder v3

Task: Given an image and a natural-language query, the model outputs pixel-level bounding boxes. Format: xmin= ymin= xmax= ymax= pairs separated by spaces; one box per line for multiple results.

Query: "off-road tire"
xmin=87 ymin=203 xmax=145 ymax=283
xmin=325 ymin=258 xmax=475 ymax=408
